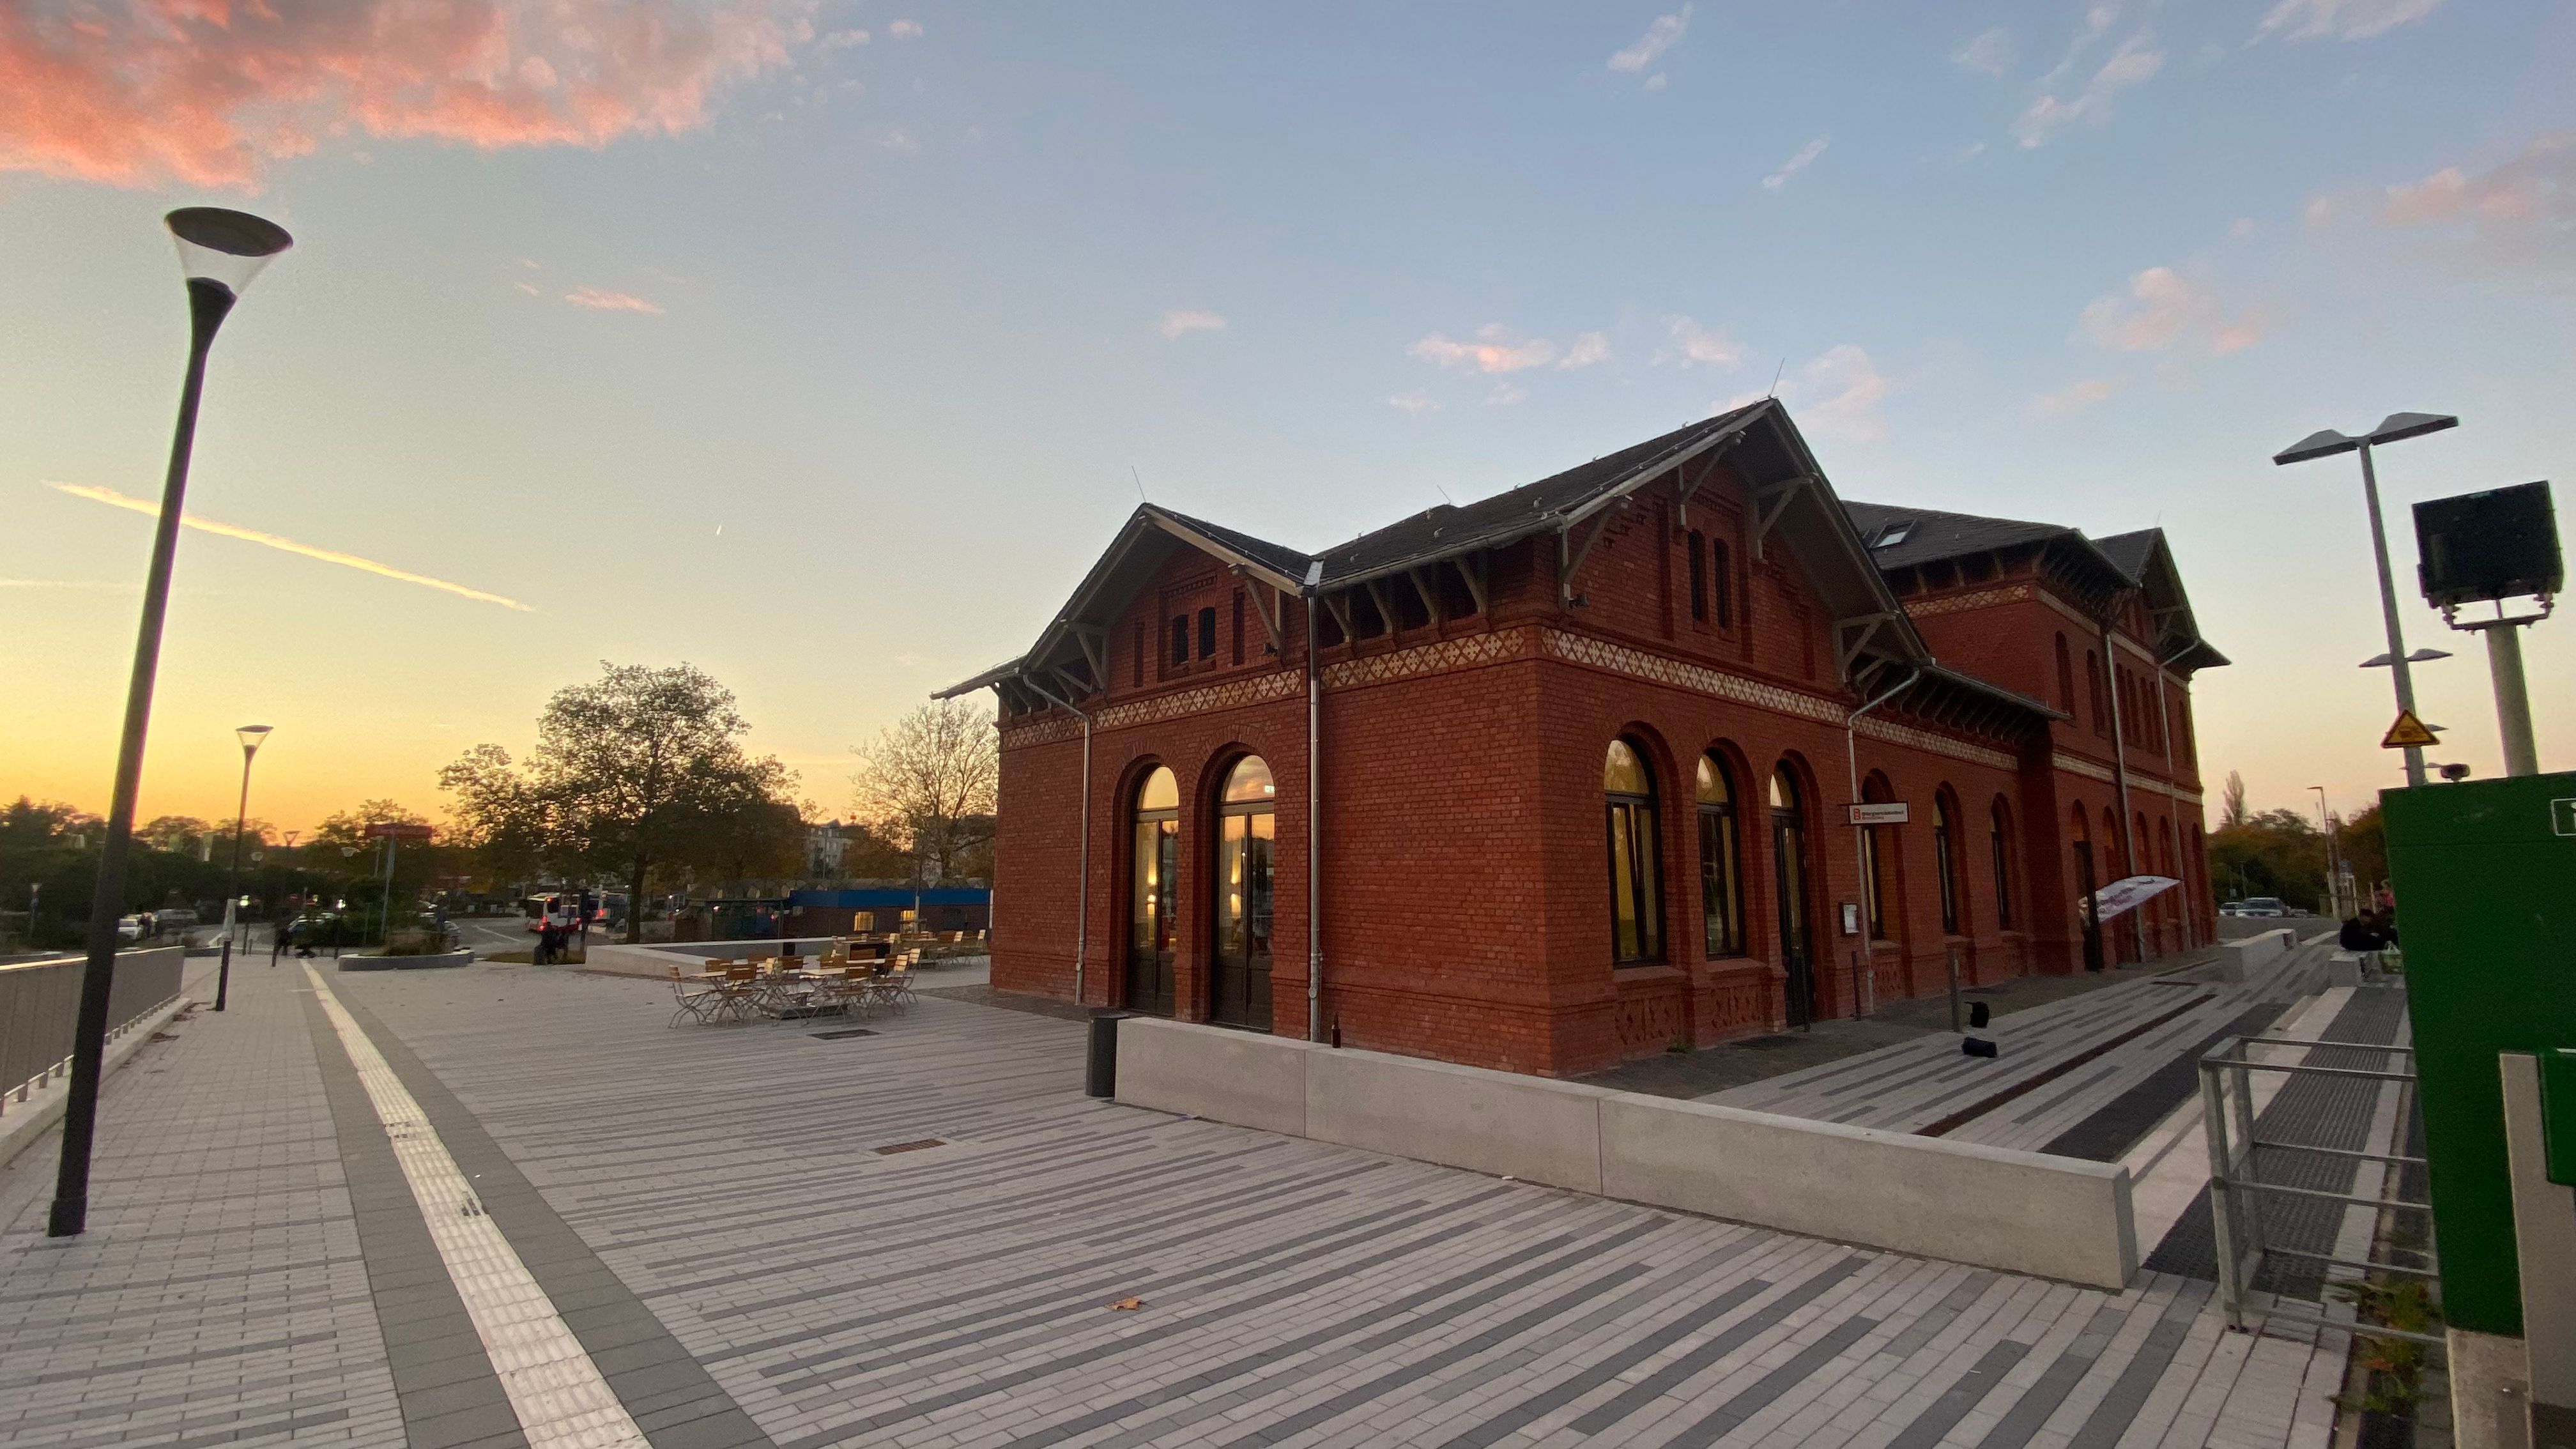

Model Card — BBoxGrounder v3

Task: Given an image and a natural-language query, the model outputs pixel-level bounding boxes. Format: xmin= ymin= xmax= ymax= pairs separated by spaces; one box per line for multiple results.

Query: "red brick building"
xmin=940 ymin=400 xmax=2226 ymax=1077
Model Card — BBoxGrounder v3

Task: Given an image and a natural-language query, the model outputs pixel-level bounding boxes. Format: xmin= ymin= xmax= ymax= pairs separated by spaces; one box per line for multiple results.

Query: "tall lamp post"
xmin=48 ymin=208 xmax=293 ymax=1240
xmin=213 ymin=724 xmax=272 ymax=1012
xmin=2273 ymin=412 xmax=2459 ymax=788
xmin=2309 ymin=785 xmax=2340 ymax=919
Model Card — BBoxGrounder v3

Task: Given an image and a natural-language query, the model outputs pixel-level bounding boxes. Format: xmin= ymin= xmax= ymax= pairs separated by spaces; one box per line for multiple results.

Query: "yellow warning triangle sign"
xmin=2381 ymin=710 xmax=2440 ymax=749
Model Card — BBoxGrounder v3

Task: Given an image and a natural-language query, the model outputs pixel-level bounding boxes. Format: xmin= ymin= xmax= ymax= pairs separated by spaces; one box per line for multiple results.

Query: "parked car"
xmin=2224 ymin=896 xmax=2288 ymax=918
xmin=153 ymin=907 xmax=200 ymax=931
xmin=116 ymin=914 xmax=151 ymax=942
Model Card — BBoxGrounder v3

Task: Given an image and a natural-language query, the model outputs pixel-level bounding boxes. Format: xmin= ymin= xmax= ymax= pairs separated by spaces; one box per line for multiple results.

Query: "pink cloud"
xmin=0 ymin=0 xmax=816 ymax=190
xmin=2077 ymin=266 xmax=2269 ymax=356
xmin=1409 ymin=325 xmax=1559 ymax=374
xmin=564 ymin=286 xmax=663 ymax=313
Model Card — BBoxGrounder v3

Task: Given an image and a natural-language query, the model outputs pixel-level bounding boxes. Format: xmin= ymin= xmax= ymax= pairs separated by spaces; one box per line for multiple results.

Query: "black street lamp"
xmin=49 ymin=208 xmax=292 ymax=1239
xmin=214 ymin=724 xmax=272 ymax=1012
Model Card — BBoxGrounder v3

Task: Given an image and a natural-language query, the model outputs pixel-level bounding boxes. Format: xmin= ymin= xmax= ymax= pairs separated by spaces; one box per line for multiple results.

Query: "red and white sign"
xmin=363 ymin=822 xmax=435 ymax=841
xmin=2080 ymin=875 xmax=2179 ymax=925
xmin=1846 ymin=802 xmax=1910 ymax=826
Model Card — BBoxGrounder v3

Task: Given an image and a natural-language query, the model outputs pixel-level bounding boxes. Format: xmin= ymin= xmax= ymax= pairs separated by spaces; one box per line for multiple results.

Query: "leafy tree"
xmin=2207 ymin=807 xmax=2329 ymax=912
xmin=1 ymin=797 xmax=99 ymax=848
xmin=850 ymin=699 xmax=999 ymax=882
xmin=137 ymin=815 xmax=213 ymax=856
xmin=2337 ymin=804 xmax=2388 ymax=903
xmin=2221 ymin=770 xmax=2249 ymax=829
xmin=443 ymin=663 xmax=798 ymax=942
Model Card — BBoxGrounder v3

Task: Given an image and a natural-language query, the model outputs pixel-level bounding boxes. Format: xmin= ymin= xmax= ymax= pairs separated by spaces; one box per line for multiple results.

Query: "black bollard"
xmin=1086 ymin=1011 xmax=1131 ymax=1098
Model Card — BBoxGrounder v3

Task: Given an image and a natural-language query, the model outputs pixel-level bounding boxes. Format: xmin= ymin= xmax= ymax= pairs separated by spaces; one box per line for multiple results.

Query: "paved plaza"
xmin=0 ymin=958 xmax=2380 ymax=1449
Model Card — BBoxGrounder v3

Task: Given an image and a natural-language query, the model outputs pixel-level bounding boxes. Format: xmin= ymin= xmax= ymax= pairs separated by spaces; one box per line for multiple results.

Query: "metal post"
xmin=2356 ymin=443 xmax=2429 ymax=788
xmin=49 ymin=277 xmax=236 ymax=1239
xmin=2478 ymin=622 xmax=2540 ymax=777
xmin=378 ymin=838 xmax=398 ymax=946
xmin=2201 ymin=1058 xmax=2244 ymax=1328
xmin=215 ymin=742 xmax=257 ymax=1011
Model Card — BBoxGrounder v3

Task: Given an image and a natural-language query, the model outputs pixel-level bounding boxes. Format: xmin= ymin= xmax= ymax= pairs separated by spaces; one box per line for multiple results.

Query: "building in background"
xmin=942 ymin=400 xmax=2224 ymax=1077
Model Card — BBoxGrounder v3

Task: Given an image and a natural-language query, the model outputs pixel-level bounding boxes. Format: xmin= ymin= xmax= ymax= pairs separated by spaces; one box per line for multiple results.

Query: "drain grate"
xmin=810 ymin=1028 xmax=879 ymax=1040
xmin=873 ymin=1138 xmax=946 ymax=1155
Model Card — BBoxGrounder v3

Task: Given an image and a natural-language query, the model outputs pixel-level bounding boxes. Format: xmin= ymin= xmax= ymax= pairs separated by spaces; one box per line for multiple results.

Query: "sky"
xmin=3 ymin=0 xmax=2573 ymax=838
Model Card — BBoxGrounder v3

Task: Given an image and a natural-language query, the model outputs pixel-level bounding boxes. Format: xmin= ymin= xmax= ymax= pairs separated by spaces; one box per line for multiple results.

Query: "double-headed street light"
xmin=49 ymin=208 xmax=293 ymax=1240
xmin=214 ymin=724 xmax=273 ymax=1013
xmin=2273 ymin=411 xmax=2459 ymax=788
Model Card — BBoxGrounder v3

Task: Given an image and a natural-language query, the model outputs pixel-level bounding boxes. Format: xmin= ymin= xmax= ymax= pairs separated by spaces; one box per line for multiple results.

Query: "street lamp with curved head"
xmin=48 ymin=208 xmax=293 ymax=1241
xmin=213 ymin=724 xmax=275 ymax=1015
xmin=2271 ymin=410 xmax=2460 ymax=788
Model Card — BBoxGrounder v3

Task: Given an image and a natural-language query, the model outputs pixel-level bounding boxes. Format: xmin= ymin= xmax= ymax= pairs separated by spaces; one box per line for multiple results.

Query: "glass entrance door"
xmin=1770 ymin=767 xmax=1815 ymax=1027
xmin=1127 ymin=768 xmax=1178 ymax=1015
xmin=1212 ymin=756 xmax=1275 ymax=1030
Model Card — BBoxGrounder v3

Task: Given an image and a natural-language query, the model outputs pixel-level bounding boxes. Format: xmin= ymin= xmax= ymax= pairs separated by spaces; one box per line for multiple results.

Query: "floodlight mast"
xmin=2271 ymin=413 xmax=2458 ymax=788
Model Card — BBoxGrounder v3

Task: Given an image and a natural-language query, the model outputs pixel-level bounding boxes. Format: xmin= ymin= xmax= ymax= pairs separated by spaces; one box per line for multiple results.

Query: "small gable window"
xmin=1873 ymin=520 xmax=1915 ymax=549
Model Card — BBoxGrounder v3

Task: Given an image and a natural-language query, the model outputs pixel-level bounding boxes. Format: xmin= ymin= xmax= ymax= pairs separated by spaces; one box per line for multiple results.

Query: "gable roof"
xmin=940 ymin=401 xmax=2081 ymax=729
xmin=1834 ymin=505 xmax=2228 ymax=673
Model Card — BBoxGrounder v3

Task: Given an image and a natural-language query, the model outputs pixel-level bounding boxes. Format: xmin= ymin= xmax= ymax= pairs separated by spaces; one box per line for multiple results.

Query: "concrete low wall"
xmin=339 ymin=950 xmax=475 ymax=971
xmin=2214 ymin=928 xmax=2294 ymax=983
xmin=1117 ymin=1016 xmax=2138 ymax=1289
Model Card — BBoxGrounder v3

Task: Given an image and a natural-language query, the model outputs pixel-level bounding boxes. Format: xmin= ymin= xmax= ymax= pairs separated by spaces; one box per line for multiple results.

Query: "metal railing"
xmin=1 ymin=947 xmax=187 ymax=1115
xmin=2200 ymin=1032 xmax=2442 ymax=1346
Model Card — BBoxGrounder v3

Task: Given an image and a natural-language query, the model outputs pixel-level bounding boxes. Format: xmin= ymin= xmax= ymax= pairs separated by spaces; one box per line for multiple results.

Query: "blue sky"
xmin=3 ymin=0 xmax=2571 ymax=829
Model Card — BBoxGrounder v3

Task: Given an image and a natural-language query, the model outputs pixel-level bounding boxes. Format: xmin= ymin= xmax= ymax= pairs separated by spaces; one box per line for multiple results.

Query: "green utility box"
xmin=2384 ymin=770 xmax=2576 ymax=1337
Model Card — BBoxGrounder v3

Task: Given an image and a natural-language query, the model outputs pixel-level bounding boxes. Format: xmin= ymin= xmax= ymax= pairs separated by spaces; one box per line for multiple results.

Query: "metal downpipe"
xmin=1304 ymin=566 xmax=1324 ymax=1043
xmin=1843 ymin=666 xmax=1919 ymax=1019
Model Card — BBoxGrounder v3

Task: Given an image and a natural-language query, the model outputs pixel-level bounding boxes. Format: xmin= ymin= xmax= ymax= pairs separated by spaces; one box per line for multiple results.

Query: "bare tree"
xmin=2221 ymin=770 xmax=2249 ymax=829
xmin=850 ymin=699 xmax=999 ymax=882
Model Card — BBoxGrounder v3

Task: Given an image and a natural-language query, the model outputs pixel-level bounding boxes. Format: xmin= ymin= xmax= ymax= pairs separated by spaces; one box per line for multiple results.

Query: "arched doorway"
xmin=1211 ymin=755 xmax=1275 ymax=1029
xmin=1127 ymin=766 xmax=1179 ymax=1015
xmin=1770 ymin=765 xmax=1816 ymax=1025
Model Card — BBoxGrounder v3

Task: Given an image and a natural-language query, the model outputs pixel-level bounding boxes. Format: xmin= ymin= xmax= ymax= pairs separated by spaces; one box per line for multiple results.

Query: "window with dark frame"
xmin=1197 ymin=606 xmax=1216 ymax=659
xmin=1933 ymin=796 xmax=1961 ymax=936
xmin=1230 ymin=590 xmax=1245 ymax=665
xmin=2055 ymin=633 xmax=2075 ymax=712
xmin=1696 ymin=753 xmax=1743 ymax=956
xmin=1687 ymin=530 xmax=1708 ymax=623
xmin=1604 ymin=739 xmax=1664 ymax=965
xmin=1990 ymin=800 xmax=2015 ymax=929
xmin=1170 ymin=616 xmax=1189 ymax=669
xmin=1132 ymin=622 xmax=1144 ymax=688
xmin=1712 ymin=540 xmax=1733 ymax=628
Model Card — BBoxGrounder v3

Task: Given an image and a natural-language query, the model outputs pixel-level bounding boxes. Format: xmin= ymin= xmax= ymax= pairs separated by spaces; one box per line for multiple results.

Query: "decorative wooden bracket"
xmin=1836 ymin=612 xmax=1898 ymax=684
xmin=1321 ymin=589 xmax=1356 ymax=643
xmin=1674 ymin=434 xmax=1744 ymax=527
xmin=1406 ymin=566 xmax=1443 ymax=626
xmin=1066 ymin=622 xmax=1106 ymax=684
xmin=1559 ymin=500 xmax=1626 ymax=608
xmin=1229 ymin=566 xmax=1285 ymax=652
xmin=1750 ymin=474 xmax=1815 ymax=562
xmin=1453 ymin=553 xmax=1488 ymax=615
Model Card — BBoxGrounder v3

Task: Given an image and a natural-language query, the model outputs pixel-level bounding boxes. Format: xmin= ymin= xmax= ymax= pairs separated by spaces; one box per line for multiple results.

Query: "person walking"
xmin=269 ymin=916 xmax=287 ymax=966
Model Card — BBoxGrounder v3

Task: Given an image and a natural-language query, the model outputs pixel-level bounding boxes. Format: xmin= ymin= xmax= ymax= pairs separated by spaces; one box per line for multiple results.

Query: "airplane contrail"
xmin=48 ymin=482 xmax=534 ymax=613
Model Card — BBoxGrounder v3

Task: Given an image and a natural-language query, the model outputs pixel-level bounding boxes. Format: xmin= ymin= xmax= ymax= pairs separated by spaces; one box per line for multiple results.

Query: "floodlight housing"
xmin=2368 ymin=412 xmax=2460 ymax=447
xmin=2273 ymin=429 xmax=2358 ymax=466
xmin=236 ymin=723 xmax=273 ymax=755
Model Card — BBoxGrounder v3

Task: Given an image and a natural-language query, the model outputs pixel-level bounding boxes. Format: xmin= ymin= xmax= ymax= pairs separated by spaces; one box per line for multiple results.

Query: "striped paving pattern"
xmin=0 ymin=963 xmax=404 ymax=1448
xmin=305 ymin=965 xmax=2354 ymax=1449
xmin=1703 ymin=943 xmax=2336 ymax=1154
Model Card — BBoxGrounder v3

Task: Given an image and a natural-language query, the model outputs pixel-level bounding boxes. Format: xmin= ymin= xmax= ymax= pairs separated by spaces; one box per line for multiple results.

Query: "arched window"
xmin=1696 ymin=753 xmax=1743 ymax=956
xmin=2087 ymin=650 xmax=2106 ymax=735
xmin=1604 ymin=739 xmax=1663 ymax=963
xmin=1989 ymin=798 xmax=2015 ymax=929
xmin=1769 ymin=765 xmax=1816 ymax=1025
xmin=2054 ymin=633 xmax=2075 ymax=712
xmin=1860 ymin=775 xmax=1895 ymax=941
xmin=1933 ymin=792 xmax=1962 ymax=937
xmin=1712 ymin=540 xmax=1733 ymax=628
xmin=1127 ymin=767 xmax=1179 ymax=1015
xmin=1212 ymin=756 xmax=1275 ymax=1029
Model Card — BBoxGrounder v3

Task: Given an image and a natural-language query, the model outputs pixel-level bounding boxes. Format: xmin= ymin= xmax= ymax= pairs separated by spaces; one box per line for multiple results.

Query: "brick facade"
xmin=960 ymin=407 xmax=2221 ymax=1078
